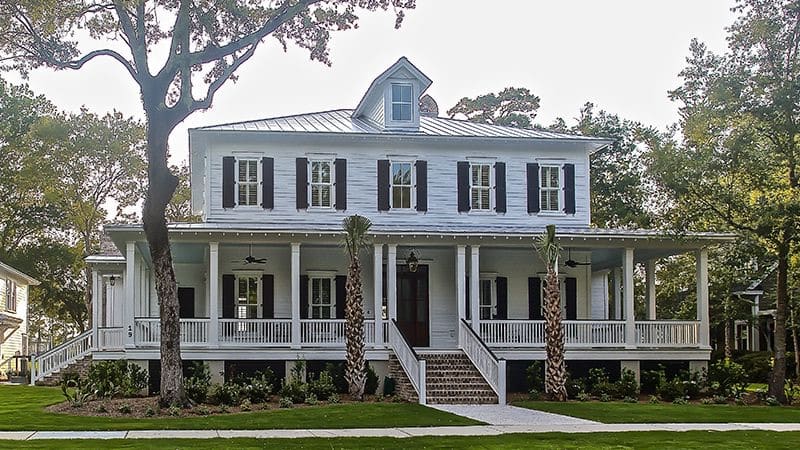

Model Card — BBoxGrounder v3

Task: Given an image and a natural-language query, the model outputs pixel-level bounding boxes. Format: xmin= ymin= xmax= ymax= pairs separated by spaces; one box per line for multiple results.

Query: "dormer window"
xmin=391 ymin=84 xmax=413 ymax=121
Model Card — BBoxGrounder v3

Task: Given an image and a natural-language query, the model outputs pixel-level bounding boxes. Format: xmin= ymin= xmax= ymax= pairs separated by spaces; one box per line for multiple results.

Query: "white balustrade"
xmin=30 ymin=330 xmax=92 ymax=384
xmin=636 ymin=321 xmax=700 ymax=347
xmin=301 ymin=319 xmax=347 ymax=346
xmin=564 ymin=321 xmax=626 ymax=347
xmin=388 ymin=320 xmax=426 ymax=404
xmin=364 ymin=320 xmax=388 ymax=347
xmin=97 ymin=327 xmax=124 ymax=350
xmin=480 ymin=320 xmax=545 ymax=346
xmin=133 ymin=318 xmax=209 ymax=346
xmin=459 ymin=319 xmax=506 ymax=404
xmin=219 ymin=319 xmax=291 ymax=346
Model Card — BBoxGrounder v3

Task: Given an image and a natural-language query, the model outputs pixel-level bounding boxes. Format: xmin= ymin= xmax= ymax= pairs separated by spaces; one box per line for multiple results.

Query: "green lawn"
xmin=517 ymin=400 xmax=800 ymax=423
xmin=2 ymin=431 xmax=799 ymax=449
xmin=0 ymin=385 xmax=478 ymax=430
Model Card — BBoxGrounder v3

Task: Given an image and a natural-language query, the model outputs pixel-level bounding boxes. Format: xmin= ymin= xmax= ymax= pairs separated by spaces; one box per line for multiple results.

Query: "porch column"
xmin=752 ymin=295 xmax=761 ymax=351
xmin=387 ymin=244 xmax=397 ymax=320
xmin=124 ymin=241 xmax=135 ymax=348
xmin=646 ymin=259 xmax=656 ymax=320
xmin=456 ymin=245 xmax=466 ymax=322
xmin=208 ymin=242 xmax=219 ymax=347
xmin=291 ymin=242 xmax=301 ymax=349
xmin=613 ymin=268 xmax=623 ymax=320
xmin=373 ymin=244 xmax=384 ymax=348
xmin=623 ymin=248 xmax=636 ymax=349
xmin=696 ymin=248 xmax=710 ymax=348
xmin=470 ymin=245 xmax=480 ymax=332
xmin=91 ymin=269 xmax=99 ymax=350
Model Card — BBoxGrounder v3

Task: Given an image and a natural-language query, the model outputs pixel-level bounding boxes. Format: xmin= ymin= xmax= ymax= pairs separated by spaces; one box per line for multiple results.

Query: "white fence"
xmin=636 ymin=321 xmax=699 ymax=347
xmin=30 ymin=330 xmax=92 ymax=384
xmin=388 ymin=320 xmax=426 ymax=404
xmin=219 ymin=319 xmax=291 ymax=345
xmin=97 ymin=327 xmax=124 ymax=350
xmin=133 ymin=318 xmax=209 ymax=346
xmin=565 ymin=321 xmax=626 ymax=347
xmin=460 ymin=320 xmax=506 ymax=404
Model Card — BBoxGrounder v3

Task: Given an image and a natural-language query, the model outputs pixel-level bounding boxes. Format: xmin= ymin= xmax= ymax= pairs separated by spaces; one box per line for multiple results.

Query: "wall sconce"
xmin=406 ymin=250 xmax=419 ymax=273
xmin=109 ymin=275 xmax=116 ymax=287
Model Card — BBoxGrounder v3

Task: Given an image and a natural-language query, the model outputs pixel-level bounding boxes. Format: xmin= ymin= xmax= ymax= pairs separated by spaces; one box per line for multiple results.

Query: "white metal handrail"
xmin=30 ymin=330 xmax=92 ymax=384
xmin=459 ymin=319 xmax=506 ymax=404
xmin=388 ymin=319 xmax=426 ymax=404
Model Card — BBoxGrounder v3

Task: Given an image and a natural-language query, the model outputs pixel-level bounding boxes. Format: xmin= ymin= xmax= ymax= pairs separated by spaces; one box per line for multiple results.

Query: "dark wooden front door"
xmin=396 ymin=264 xmax=429 ymax=347
xmin=178 ymin=287 xmax=195 ymax=319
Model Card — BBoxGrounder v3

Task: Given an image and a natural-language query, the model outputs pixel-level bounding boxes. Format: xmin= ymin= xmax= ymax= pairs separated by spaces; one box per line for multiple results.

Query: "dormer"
xmin=352 ymin=57 xmax=433 ymax=132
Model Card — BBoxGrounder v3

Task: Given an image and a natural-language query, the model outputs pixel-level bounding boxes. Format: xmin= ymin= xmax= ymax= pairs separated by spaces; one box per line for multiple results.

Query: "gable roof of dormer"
xmin=352 ymin=56 xmax=433 ymax=122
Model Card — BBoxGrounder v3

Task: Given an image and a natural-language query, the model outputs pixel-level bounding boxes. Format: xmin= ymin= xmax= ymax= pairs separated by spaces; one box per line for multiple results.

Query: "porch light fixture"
xmin=406 ymin=250 xmax=420 ymax=273
xmin=109 ymin=275 xmax=116 ymax=286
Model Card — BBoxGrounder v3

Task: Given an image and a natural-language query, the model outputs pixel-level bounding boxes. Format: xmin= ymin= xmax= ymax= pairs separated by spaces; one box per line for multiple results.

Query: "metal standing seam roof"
xmin=193 ymin=109 xmax=607 ymax=142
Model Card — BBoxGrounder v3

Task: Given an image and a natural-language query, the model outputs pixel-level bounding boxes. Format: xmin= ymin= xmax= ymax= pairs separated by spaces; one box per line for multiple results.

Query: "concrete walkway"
xmin=1 ymin=423 xmax=799 ymax=440
xmin=429 ymin=404 xmax=598 ymax=426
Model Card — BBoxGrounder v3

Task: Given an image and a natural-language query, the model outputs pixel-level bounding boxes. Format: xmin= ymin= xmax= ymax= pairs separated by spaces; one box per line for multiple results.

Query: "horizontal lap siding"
xmin=1 ymin=284 xmax=27 ymax=360
xmin=205 ymin=139 xmax=590 ymax=229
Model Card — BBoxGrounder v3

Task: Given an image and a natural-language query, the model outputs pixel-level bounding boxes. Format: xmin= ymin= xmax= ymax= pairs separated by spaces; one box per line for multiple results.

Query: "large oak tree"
xmin=0 ymin=0 xmax=415 ymax=406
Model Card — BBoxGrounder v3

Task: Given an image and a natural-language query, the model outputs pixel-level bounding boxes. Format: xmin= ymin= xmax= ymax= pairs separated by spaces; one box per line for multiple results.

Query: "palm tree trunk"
xmin=345 ymin=255 xmax=366 ymax=399
xmin=543 ymin=266 xmax=567 ymax=401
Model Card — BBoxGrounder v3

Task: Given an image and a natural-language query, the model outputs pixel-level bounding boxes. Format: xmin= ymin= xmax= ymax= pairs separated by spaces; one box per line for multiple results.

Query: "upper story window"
xmin=310 ymin=277 xmax=334 ymax=319
xmin=391 ymin=84 xmax=413 ymax=121
xmin=310 ymin=160 xmax=333 ymax=208
xmin=237 ymin=275 xmax=259 ymax=320
xmin=2 ymin=278 xmax=16 ymax=313
xmin=237 ymin=159 xmax=259 ymax=206
xmin=470 ymin=163 xmax=492 ymax=210
xmin=540 ymin=165 xmax=561 ymax=212
xmin=0 ymin=278 xmax=6 ymax=312
xmin=391 ymin=161 xmax=413 ymax=209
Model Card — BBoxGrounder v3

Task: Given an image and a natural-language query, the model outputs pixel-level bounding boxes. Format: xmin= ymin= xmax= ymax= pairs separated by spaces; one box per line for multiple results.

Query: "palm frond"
xmin=535 ymin=224 xmax=561 ymax=269
xmin=341 ymin=214 xmax=372 ymax=258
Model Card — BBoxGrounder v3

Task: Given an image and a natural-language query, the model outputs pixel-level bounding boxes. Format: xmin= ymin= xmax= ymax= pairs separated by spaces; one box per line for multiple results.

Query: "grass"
xmin=0 ymin=385 xmax=478 ymax=431
xmin=516 ymin=400 xmax=800 ymax=423
xmin=1 ymin=431 xmax=799 ymax=449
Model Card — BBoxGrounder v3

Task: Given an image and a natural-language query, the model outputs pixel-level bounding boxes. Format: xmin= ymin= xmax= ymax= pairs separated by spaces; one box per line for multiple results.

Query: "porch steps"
xmin=35 ymin=356 xmax=92 ymax=386
xmin=388 ymin=351 xmax=498 ymax=404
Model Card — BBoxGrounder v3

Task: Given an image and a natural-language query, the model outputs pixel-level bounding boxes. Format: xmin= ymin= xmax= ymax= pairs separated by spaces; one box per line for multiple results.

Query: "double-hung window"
xmin=540 ymin=165 xmax=561 ymax=212
xmin=236 ymin=275 xmax=259 ymax=320
xmin=310 ymin=277 xmax=334 ymax=319
xmin=237 ymin=159 xmax=259 ymax=206
xmin=391 ymin=84 xmax=413 ymax=121
xmin=479 ymin=278 xmax=495 ymax=320
xmin=470 ymin=163 xmax=492 ymax=210
xmin=4 ymin=279 xmax=16 ymax=313
xmin=310 ymin=160 xmax=333 ymax=208
xmin=0 ymin=278 xmax=6 ymax=312
xmin=391 ymin=161 xmax=413 ymax=209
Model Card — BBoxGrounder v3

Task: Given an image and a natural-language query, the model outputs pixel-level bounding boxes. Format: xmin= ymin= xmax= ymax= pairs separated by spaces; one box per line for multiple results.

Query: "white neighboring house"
xmin=34 ymin=57 xmax=734 ymax=403
xmin=0 ymin=261 xmax=38 ymax=378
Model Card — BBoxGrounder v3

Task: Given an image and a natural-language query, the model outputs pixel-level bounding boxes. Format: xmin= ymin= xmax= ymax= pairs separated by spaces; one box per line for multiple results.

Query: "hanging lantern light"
xmin=109 ymin=275 xmax=116 ymax=286
xmin=406 ymin=250 xmax=419 ymax=273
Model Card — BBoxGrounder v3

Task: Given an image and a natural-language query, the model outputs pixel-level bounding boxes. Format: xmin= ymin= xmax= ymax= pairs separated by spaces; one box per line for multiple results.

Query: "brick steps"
xmin=35 ymin=356 xmax=92 ymax=386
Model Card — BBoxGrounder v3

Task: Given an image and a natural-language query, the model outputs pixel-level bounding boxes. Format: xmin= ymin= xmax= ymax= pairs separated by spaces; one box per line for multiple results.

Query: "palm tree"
xmin=535 ymin=224 xmax=568 ymax=401
xmin=341 ymin=214 xmax=372 ymax=400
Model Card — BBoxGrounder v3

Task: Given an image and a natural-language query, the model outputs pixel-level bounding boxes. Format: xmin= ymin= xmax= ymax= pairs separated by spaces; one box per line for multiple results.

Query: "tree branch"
xmin=56 ymin=49 xmax=138 ymax=82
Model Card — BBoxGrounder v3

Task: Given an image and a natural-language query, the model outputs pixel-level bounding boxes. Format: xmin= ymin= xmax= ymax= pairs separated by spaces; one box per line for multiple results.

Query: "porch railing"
xmin=388 ymin=319 xmax=426 ymax=404
xmin=565 ymin=321 xmax=626 ymax=347
xmin=30 ymin=330 xmax=92 ymax=384
xmin=636 ymin=321 xmax=699 ymax=347
xmin=219 ymin=319 xmax=291 ymax=346
xmin=97 ymin=327 xmax=124 ymax=350
xmin=133 ymin=318 xmax=209 ymax=346
xmin=460 ymin=319 xmax=506 ymax=404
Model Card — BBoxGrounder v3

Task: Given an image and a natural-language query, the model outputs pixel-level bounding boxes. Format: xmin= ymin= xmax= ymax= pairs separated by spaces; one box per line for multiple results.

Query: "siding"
xmin=1 ymin=283 xmax=27 ymax=361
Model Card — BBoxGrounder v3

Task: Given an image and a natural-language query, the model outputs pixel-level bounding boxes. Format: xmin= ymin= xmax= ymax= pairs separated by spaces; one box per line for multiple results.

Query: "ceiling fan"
xmin=233 ymin=244 xmax=267 ymax=265
xmin=564 ymin=248 xmax=591 ymax=268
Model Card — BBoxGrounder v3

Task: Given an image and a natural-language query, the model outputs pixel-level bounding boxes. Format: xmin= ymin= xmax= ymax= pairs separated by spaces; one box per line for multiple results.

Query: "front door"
xmin=396 ymin=264 xmax=429 ymax=347
xmin=178 ymin=287 xmax=195 ymax=319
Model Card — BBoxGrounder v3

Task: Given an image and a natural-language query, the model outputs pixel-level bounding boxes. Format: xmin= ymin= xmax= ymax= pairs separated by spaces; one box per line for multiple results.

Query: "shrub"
xmin=305 ymin=393 xmax=319 ymax=405
xmin=641 ymin=368 xmax=666 ymax=395
xmin=241 ymin=372 xmax=273 ymax=403
xmin=736 ymin=352 xmax=773 ymax=383
xmin=677 ymin=370 xmax=704 ymax=400
xmin=324 ymin=362 xmax=349 ymax=393
xmin=713 ymin=395 xmax=728 ymax=405
xmin=765 ymin=396 xmax=780 ymax=407
xmin=700 ymin=398 xmax=713 ymax=405
xmin=615 ymin=368 xmax=639 ymax=399
xmin=527 ymin=389 xmax=541 ymax=401
xmin=382 ymin=376 xmax=396 ymax=396
xmin=279 ymin=397 xmax=293 ymax=408
xmin=365 ymin=364 xmax=379 ymax=395
xmin=118 ymin=404 xmax=132 ymax=414
xmin=565 ymin=374 xmax=586 ymax=398
xmin=656 ymin=378 xmax=685 ymax=402
xmin=195 ymin=406 xmax=210 ymax=415
xmin=622 ymin=396 xmax=638 ymax=404
xmin=672 ymin=397 xmax=688 ymax=405
xmin=329 ymin=393 xmax=341 ymax=404
xmin=648 ymin=395 xmax=661 ymax=404
xmin=308 ymin=370 xmax=336 ymax=401
xmin=168 ymin=405 xmax=181 ymax=416
xmin=145 ymin=407 xmax=155 ymax=417
xmin=96 ymin=405 xmax=108 ymax=413
xmin=599 ymin=393 xmax=611 ymax=402
xmin=60 ymin=377 xmax=94 ymax=407
xmin=279 ymin=379 xmax=308 ymax=404
xmin=587 ymin=368 xmax=610 ymax=397
xmin=576 ymin=392 xmax=591 ymax=402
xmin=240 ymin=399 xmax=252 ymax=411
xmin=707 ymin=359 xmax=747 ymax=398
xmin=87 ymin=360 xmax=148 ymax=398
xmin=183 ymin=361 xmax=212 ymax=404
xmin=208 ymin=383 xmax=242 ymax=406
xmin=526 ymin=361 xmax=544 ymax=392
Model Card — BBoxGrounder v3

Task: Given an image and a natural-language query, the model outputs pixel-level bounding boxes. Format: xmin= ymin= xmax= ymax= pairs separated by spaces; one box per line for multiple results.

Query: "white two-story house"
xmin=35 ymin=58 xmax=732 ymax=404
xmin=1 ymin=260 xmax=38 ymax=380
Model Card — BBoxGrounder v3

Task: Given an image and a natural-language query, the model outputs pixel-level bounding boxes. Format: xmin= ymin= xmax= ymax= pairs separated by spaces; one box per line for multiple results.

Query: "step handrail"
xmin=30 ymin=330 xmax=92 ymax=384
xmin=459 ymin=319 xmax=506 ymax=404
xmin=388 ymin=319 xmax=426 ymax=404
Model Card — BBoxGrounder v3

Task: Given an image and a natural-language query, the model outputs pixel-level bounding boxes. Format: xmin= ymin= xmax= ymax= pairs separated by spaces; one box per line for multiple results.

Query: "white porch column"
xmin=470 ymin=245 xmax=480 ymax=332
xmin=456 ymin=245 xmax=467 ymax=322
xmin=291 ymin=243 xmax=301 ymax=349
xmin=752 ymin=295 xmax=761 ymax=351
xmin=124 ymin=242 xmax=135 ymax=348
xmin=623 ymin=248 xmax=636 ymax=349
xmin=373 ymin=244 xmax=384 ymax=348
xmin=613 ymin=268 xmax=623 ymax=320
xmin=91 ymin=270 xmax=100 ymax=350
xmin=208 ymin=242 xmax=219 ymax=347
xmin=387 ymin=244 xmax=397 ymax=320
xmin=696 ymin=248 xmax=710 ymax=348
xmin=646 ymin=259 xmax=657 ymax=320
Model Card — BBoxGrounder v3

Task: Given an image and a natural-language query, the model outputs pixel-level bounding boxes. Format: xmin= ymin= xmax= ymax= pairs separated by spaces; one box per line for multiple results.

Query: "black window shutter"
xmin=465 ymin=275 xmax=470 ymax=320
xmin=262 ymin=274 xmax=274 ymax=319
xmin=222 ymin=274 xmax=235 ymax=319
xmin=415 ymin=160 xmax=427 ymax=212
xmin=261 ymin=157 xmax=274 ymax=209
xmin=527 ymin=163 xmax=540 ymax=213
xmin=300 ymin=275 xmax=309 ymax=319
xmin=496 ymin=277 xmax=508 ymax=319
xmin=222 ymin=156 xmax=236 ymax=208
xmin=495 ymin=162 xmax=506 ymax=213
xmin=296 ymin=158 xmax=308 ymax=209
xmin=565 ymin=277 xmax=577 ymax=320
xmin=377 ymin=159 xmax=390 ymax=211
xmin=457 ymin=161 xmax=470 ymax=212
xmin=335 ymin=275 xmax=347 ymax=319
xmin=335 ymin=158 xmax=347 ymax=210
xmin=563 ymin=163 xmax=576 ymax=214
xmin=528 ymin=277 xmax=542 ymax=319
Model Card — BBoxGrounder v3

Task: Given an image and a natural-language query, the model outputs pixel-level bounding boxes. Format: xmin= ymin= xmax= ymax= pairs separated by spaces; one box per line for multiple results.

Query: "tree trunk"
xmin=543 ymin=266 xmax=567 ymax=401
xmin=769 ymin=242 xmax=789 ymax=403
xmin=724 ymin=318 xmax=732 ymax=359
xmin=791 ymin=308 xmax=800 ymax=382
xmin=83 ymin=232 xmax=93 ymax=331
xmin=141 ymin=119 xmax=183 ymax=407
xmin=345 ymin=255 xmax=366 ymax=400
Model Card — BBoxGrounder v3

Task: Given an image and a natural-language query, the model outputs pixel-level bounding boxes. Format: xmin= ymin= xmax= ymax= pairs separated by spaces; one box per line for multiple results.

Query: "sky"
xmin=8 ymin=0 xmax=736 ymax=165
